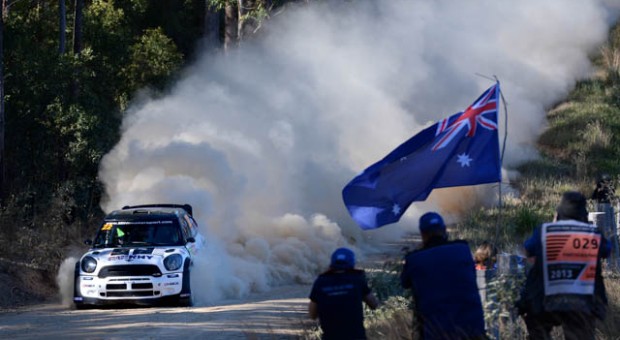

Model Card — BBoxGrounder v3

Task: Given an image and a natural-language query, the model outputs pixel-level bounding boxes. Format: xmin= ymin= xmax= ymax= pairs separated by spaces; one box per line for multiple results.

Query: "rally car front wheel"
xmin=177 ymin=259 xmax=193 ymax=307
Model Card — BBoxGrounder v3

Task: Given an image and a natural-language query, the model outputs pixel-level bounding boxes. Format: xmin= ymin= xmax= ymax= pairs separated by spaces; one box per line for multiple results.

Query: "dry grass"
xmin=598 ymin=274 xmax=620 ymax=339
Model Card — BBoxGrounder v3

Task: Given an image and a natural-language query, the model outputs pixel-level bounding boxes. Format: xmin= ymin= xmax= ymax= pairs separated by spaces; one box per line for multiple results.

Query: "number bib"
xmin=541 ymin=221 xmax=601 ymax=296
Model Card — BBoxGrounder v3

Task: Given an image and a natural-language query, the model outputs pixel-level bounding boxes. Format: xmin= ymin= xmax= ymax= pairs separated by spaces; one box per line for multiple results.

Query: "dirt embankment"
xmin=0 ymin=260 xmax=57 ymax=310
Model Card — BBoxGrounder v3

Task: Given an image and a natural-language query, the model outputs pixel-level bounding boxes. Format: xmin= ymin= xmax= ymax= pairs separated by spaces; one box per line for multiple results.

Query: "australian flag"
xmin=342 ymin=82 xmax=502 ymax=230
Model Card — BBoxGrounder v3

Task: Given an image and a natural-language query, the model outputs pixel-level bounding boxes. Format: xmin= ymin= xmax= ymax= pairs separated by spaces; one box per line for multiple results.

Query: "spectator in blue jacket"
xmin=400 ymin=212 xmax=486 ymax=340
xmin=516 ymin=191 xmax=611 ymax=340
xmin=309 ymin=247 xmax=379 ymax=340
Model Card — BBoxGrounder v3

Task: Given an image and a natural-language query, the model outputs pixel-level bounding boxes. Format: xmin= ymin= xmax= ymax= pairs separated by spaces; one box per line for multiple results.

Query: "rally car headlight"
xmin=81 ymin=256 xmax=97 ymax=273
xmin=164 ymin=254 xmax=183 ymax=271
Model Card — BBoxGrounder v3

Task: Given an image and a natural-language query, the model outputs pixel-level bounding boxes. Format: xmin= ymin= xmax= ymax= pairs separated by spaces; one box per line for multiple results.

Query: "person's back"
xmin=309 ymin=248 xmax=379 ymax=340
xmin=400 ymin=212 xmax=486 ymax=340
xmin=402 ymin=239 xmax=485 ymax=339
xmin=310 ymin=269 xmax=370 ymax=340
xmin=517 ymin=191 xmax=611 ymax=340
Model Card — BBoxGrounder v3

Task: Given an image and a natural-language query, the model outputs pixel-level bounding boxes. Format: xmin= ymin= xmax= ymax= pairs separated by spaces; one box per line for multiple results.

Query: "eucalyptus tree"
xmin=59 ymin=0 xmax=65 ymax=53
xmin=224 ymin=1 xmax=237 ymax=51
xmin=72 ymin=0 xmax=82 ymax=54
xmin=0 ymin=2 xmax=4 ymax=198
xmin=207 ymin=0 xmax=273 ymax=51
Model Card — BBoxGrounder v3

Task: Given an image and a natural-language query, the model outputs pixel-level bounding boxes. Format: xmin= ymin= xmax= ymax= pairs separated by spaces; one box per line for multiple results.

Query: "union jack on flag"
xmin=432 ymin=83 xmax=499 ymax=151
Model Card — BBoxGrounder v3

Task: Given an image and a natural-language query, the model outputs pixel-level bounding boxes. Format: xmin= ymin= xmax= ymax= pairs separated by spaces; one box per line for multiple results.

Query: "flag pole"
xmin=494 ymin=76 xmax=508 ymax=249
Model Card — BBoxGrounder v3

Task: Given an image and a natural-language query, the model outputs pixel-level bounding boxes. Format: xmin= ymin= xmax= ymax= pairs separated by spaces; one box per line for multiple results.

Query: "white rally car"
xmin=73 ymin=204 xmax=205 ymax=308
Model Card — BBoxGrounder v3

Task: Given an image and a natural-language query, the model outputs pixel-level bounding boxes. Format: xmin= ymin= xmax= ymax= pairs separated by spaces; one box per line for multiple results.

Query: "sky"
xmin=85 ymin=0 xmax=620 ymax=303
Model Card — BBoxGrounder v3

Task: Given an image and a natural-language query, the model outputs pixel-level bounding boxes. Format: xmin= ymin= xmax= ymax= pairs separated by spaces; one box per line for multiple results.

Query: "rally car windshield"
xmin=93 ymin=221 xmax=183 ymax=248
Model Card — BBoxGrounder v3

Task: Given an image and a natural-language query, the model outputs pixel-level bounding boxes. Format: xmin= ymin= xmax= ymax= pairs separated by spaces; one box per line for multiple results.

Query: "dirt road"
xmin=0 ymin=283 xmax=313 ymax=339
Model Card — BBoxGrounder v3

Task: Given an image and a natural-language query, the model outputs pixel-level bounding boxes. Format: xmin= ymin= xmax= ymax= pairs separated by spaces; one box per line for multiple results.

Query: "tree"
xmin=204 ymin=1 xmax=221 ymax=49
xmin=73 ymin=0 xmax=83 ymax=54
xmin=125 ymin=27 xmax=183 ymax=90
xmin=0 ymin=1 xmax=4 ymax=199
xmin=70 ymin=0 xmax=83 ymax=100
xmin=59 ymin=0 xmax=66 ymax=54
xmin=237 ymin=0 xmax=260 ymax=40
xmin=224 ymin=1 xmax=237 ymax=51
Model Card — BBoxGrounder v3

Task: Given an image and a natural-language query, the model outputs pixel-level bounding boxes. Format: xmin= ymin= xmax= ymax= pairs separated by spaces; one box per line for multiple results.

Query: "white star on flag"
xmin=456 ymin=153 xmax=473 ymax=167
xmin=392 ymin=203 xmax=401 ymax=215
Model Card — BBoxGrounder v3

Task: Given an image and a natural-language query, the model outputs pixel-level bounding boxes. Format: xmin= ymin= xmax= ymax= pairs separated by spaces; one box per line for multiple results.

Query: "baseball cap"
xmin=330 ymin=247 xmax=355 ymax=270
xmin=418 ymin=212 xmax=446 ymax=233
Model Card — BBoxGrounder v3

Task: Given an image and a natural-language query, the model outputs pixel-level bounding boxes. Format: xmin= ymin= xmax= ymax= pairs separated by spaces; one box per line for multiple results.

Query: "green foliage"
xmin=484 ymin=271 xmax=528 ymax=339
xmin=538 ymin=78 xmax=620 ymax=177
xmin=516 ymin=158 xmax=572 ymax=180
xmin=453 ymin=197 xmax=556 ymax=254
xmin=125 ymin=27 xmax=184 ymax=90
xmin=208 ymin=0 xmax=235 ymax=11
xmin=121 ymin=0 xmax=206 ymax=59
xmin=0 ymin=181 xmax=103 ymax=272
xmin=366 ymin=259 xmax=408 ymax=301
xmin=512 ymin=202 xmax=546 ymax=236
xmin=0 ymin=0 xmax=202 ymax=274
xmin=85 ymin=0 xmax=131 ymax=55
xmin=364 ymin=296 xmax=413 ymax=339
xmin=599 ymin=24 xmax=620 ymax=85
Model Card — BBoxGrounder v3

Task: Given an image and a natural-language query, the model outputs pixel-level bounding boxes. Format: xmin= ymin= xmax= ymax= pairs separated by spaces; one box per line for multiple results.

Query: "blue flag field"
xmin=342 ymin=82 xmax=502 ymax=230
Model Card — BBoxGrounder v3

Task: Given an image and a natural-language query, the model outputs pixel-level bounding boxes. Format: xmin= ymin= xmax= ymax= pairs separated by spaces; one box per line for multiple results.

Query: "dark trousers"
xmin=524 ymin=311 xmax=596 ymax=340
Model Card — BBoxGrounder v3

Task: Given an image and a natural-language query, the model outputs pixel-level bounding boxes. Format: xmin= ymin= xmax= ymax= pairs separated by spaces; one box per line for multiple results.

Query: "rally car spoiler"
xmin=122 ymin=204 xmax=194 ymax=217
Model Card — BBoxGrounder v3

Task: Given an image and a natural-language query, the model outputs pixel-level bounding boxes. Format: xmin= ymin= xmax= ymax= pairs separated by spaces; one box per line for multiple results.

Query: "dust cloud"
xmin=86 ymin=0 xmax=619 ymax=303
xmin=57 ymin=256 xmax=79 ymax=306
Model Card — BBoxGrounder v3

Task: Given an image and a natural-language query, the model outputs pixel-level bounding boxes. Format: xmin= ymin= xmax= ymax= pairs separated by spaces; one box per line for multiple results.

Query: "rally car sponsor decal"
xmin=108 ymin=220 xmax=174 ymax=225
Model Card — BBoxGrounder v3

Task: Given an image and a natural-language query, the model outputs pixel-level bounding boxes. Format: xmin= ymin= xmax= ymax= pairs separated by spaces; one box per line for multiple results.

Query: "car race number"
xmin=541 ymin=221 xmax=600 ymax=296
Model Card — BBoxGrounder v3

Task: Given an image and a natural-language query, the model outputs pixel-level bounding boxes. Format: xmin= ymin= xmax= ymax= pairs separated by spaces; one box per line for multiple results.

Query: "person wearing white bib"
xmin=516 ymin=191 xmax=611 ymax=340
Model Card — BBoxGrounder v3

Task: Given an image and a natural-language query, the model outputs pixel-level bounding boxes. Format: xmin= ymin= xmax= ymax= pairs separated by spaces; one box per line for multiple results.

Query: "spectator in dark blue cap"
xmin=309 ymin=247 xmax=379 ymax=340
xmin=400 ymin=212 xmax=486 ymax=339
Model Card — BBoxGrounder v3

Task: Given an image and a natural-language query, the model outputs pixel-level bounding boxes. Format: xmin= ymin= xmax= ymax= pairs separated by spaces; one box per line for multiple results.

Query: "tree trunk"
xmin=72 ymin=0 xmax=83 ymax=54
xmin=223 ymin=1 xmax=237 ymax=52
xmin=71 ymin=0 xmax=83 ymax=100
xmin=237 ymin=0 xmax=256 ymax=41
xmin=204 ymin=1 xmax=221 ymax=49
xmin=0 ymin=3 xmax=5 ymax=198
xmin=59 ymin=0 xmax=66 ymax=54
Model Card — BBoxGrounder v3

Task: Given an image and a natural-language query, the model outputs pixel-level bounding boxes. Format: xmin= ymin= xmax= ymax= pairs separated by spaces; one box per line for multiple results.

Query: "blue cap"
xmin=419 ymin=212 xmax=446 ymax=233
xmin=330 ymin=247 xmax=355 ymax=270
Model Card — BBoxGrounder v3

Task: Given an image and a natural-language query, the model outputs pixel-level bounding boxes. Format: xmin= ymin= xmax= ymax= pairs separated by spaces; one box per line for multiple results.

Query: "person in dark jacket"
xmin=309 ymin=247 xmax=379 ymax=340
xmin=400 ymin=212 xmax=486 ymax=340
xmin=591 ymin=173 xmax=616 ymax=204
xmin=516 ymin=191 xmax=611 ymax=340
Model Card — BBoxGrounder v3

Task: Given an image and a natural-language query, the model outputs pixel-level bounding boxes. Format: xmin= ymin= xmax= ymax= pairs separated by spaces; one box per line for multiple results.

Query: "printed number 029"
xmin=572 ymin=237 xmax=599 ymax=249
